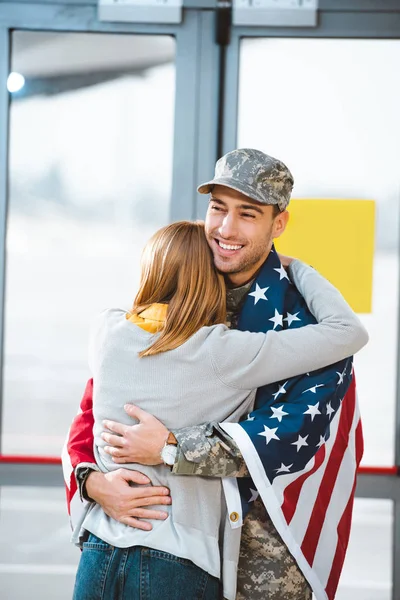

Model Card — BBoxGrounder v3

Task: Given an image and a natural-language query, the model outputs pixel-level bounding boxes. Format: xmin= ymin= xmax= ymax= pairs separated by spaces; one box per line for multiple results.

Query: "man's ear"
xmin=272 ymin=210 xmax=289 ymax=240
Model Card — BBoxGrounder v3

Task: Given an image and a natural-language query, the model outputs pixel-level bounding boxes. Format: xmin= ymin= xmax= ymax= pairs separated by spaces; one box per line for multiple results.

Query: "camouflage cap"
xmin=198 ymin=148 xmax=294 ymax=211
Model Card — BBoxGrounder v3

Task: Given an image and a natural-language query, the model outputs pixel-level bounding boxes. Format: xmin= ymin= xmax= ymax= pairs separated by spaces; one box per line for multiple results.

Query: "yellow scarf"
xmin=126 ymin=303 xmax=168 ymax=333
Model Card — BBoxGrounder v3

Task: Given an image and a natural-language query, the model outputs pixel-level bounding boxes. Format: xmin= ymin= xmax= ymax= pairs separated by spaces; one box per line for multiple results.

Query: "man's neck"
xmin=226 ymin=273 xmax=256 ymax=289
xmin=226 ymin=251 xmax=271 ymax=289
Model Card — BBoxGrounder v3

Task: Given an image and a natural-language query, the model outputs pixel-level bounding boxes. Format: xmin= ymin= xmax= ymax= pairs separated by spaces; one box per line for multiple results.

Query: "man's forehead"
xmin=210 ymin=185 xmax=265 ymax=208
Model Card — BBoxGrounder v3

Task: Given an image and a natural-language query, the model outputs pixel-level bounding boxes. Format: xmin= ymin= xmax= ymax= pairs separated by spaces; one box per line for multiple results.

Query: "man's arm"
xmin=172 ymin=422 xmax=250 ymax=477
xmin=102 ymin=404 xmax=250 ymax=478
xmin=63 ymin=379 xmax=172 ymax=531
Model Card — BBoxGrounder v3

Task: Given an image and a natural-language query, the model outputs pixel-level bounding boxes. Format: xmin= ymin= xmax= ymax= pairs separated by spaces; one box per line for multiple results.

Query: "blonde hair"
xmin=132 ymin=221 xmax=226 ymax=356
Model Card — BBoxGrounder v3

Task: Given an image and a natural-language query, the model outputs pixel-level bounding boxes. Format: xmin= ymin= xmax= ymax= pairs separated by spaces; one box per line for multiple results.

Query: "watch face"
xmin=162 ymin=445 xmax=177 ymax=465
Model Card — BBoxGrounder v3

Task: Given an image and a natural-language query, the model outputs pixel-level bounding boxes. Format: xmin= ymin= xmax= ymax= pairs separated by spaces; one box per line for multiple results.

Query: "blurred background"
xmin=0 ymin=1 xmax=399 ymax=599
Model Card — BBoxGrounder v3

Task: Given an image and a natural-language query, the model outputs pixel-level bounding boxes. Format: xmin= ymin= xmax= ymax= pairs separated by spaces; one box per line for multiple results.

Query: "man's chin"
xmin=214 ymin=259 xmax=243 ymax=275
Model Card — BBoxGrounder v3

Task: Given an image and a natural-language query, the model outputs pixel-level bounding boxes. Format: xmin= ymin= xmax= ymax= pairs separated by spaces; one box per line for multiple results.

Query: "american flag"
xmin=221 ymin=247 xmax=363 ymax=600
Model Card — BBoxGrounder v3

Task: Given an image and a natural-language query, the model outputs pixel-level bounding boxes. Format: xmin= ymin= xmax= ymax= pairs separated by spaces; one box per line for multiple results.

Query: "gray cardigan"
xmin=80 ymin=261 xmax=368 ymax=600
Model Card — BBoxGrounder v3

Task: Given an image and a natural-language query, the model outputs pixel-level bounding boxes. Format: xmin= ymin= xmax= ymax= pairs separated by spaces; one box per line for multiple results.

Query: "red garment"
xmin=64 ymin=378 xmax=95 ymax=515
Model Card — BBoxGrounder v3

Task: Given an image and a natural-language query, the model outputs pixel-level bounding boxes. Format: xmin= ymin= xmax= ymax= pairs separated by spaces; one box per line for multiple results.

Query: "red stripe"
xmin=325 ymin=420 xmax=364 ymax=600
xmin=0 ymin=455 xmax=61 ymax=464
xmin=358 ymin=465 xmax=397 ymax=475
xmin=301 ymin=377 xmax=357 ymax=565
xmin=0 ymin=454 xmax=394 ymax=475
xmin=0 ymin=453 xmax=394 ymax=475
xmin=282 ymin=445 xmax=326 ymax=524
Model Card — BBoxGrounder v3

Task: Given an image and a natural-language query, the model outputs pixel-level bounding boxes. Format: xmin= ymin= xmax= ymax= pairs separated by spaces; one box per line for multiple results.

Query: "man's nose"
xmin=219 ymin=214 xmax=238 ymax=239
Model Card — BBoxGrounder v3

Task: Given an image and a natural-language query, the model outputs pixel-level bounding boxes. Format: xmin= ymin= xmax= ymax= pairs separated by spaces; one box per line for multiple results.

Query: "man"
xmin=65 ymin=148 xmax=361 ymax=600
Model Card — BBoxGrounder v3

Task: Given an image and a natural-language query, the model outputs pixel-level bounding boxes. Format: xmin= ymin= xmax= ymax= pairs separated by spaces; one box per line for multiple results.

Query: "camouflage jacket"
xmin=171 ymin=282 xmax=312 ymax=600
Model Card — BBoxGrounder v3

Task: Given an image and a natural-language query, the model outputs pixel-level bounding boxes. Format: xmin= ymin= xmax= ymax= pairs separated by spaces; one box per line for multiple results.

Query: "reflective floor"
xmin=0 ymin=489 xmax=392 ymax=600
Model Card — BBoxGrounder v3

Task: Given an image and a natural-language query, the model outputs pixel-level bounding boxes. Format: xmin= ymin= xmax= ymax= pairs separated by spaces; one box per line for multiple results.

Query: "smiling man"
xmin=65 ymin=150 xmax=354 ymax=600
xmin=201 ymin=150 xmax=290 ymax=288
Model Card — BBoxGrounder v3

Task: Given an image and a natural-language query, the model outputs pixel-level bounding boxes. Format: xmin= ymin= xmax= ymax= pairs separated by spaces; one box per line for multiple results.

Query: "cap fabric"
xmin=198 ymin=148 xmax=294 ymax=211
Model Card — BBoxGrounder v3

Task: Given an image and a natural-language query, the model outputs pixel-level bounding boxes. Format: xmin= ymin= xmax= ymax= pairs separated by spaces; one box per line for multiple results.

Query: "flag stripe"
xmin=312 ymin=405 xmax=360 ymax=587
xmin=288 ymin=404 xmax=342 ymax=546
xmin=301 ymin=379 xmax=357 ymax=565
xmin=324 ymin=420 xmax=363 ymax=599
xmin=282 ymin=445 xmax=325 ymax=524
xmin=221 ymin=421 xmax=330 ymax=600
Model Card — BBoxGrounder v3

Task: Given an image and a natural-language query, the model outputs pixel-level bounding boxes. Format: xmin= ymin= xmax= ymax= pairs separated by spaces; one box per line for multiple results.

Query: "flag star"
xmin=249 ymin=283 xmax=269 ymax=305
xmin=271 ymin=405 xmax=289 ymax=422
xmin=248 ymin=488 xmax=259 ymax=503
xmin=336 ymin=369 xmax=346 ymax=385
xmin=275 ymin=462 xmax=293 ymax=474
xmin=246 ymin=414 xmax=255 ymax=421
xmin=303 ymin=403 xmax=321 ymax=421
xmin=291 ymin=434 xmax=309 ymax=452
xmin=326 ymin=402 xmax=335 ymax=418
xmin=258 ymin=425 xmax=280 ymax=445
xmin=316 ymin=435 xmax=326 ymax=448
xmin=302 ymin=384 xmax=325 ymax=394
xmin=272 ymin=381 xmax=288 ymax=400
xmin=269 ymin=309 xmax=283 ymax=330
xmin=274 ymin=264 xmax=290 ymax=281
xmin=284 ymin=312 xmax=301 ymax=327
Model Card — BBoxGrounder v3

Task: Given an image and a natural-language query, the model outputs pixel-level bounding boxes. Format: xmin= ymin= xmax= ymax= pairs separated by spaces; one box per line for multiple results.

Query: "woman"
xmin=73 ymin=221 xmax=368 ymax=600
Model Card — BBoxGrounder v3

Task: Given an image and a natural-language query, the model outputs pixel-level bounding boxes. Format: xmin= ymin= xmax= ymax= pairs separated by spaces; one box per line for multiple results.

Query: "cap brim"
xmin=197 ymin=180 xmax=217 ymax=194
xmin=197 ymin=177 xmax=265 ymax=206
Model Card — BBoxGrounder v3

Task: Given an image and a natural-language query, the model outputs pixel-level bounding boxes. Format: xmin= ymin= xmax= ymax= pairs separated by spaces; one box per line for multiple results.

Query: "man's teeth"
xmin=218 ymin=241 xmax=243 ymax=251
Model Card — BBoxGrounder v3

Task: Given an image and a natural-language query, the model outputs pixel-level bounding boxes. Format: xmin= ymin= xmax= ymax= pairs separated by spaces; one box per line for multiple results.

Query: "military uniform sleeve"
xmin=171 ymin=422 xmax=250 ymax=477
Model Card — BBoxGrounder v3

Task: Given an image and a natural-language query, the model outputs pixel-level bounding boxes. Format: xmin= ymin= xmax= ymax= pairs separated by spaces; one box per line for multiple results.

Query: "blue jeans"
xmin=73 ymin=533 xmax=222 ymax=600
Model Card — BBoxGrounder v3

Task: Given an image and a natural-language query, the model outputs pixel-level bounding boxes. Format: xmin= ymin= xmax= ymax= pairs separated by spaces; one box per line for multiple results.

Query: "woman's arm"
xmin=209 ymin=260 xmax=369 ymax=390
xmin=63 ymin=379 xmax=172 ymax=530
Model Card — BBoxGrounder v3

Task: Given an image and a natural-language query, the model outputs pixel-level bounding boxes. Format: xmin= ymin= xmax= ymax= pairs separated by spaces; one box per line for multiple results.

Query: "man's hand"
xmin=85 ymin=469 xmax=171 ymax=531
xmin=277 ymin=252 xmax=295 ymax=268
xmin=102 ymin=404 xmax=169 ymax=465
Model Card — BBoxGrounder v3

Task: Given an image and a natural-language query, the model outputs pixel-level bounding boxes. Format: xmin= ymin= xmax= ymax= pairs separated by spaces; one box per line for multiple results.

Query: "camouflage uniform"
xmin=172 ymin=282 xmax=312 ymax=600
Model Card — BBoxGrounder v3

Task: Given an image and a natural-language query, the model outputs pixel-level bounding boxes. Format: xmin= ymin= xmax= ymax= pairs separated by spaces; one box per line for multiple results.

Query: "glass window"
xmin=238 ymin=38 xmax=400 ymax=466
xmin=3 ymin=31 xmax=175 ymax=455
xmin=0 ymin=486 xmax=79 ymax=599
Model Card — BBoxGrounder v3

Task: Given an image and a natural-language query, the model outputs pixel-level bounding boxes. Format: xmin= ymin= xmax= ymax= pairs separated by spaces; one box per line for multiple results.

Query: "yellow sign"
xmin=275 ymin=199 xmax=375 ymax=313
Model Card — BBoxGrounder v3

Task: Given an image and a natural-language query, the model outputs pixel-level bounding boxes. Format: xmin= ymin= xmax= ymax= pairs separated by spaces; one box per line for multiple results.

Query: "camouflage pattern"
xmin=237 ymin=498 xmax=312 ymax=600
xmin=197 ymin=148 xmax=294 ymax=211
xmin=172 ymin=422 xmax=250 ymax=478
xmin=226 ymin=280 xmax=254 ymax=329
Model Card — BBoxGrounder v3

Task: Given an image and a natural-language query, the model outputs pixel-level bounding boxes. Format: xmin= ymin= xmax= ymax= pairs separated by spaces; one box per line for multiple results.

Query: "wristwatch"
xmin=76 ymin=466 xmax=96 ymax=502
xmin=161 ymin=431 xmax=178 ymax=467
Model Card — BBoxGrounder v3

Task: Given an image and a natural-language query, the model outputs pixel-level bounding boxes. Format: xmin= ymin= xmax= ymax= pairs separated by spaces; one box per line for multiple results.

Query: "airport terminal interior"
xmin=0 ymin=0 xmax=399 ymax=598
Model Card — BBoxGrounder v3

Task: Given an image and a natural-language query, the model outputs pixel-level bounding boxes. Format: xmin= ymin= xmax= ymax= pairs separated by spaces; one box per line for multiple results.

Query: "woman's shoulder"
xmin=90 ymin=308 xmax=132 ymax=335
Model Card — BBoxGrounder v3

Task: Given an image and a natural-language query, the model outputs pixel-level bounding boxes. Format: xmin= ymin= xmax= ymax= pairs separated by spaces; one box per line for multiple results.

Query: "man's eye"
xmin=211 ymin=205 xmax=222 ymax=211
xmin=242 ymin=213 xmax=256 ymax=219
